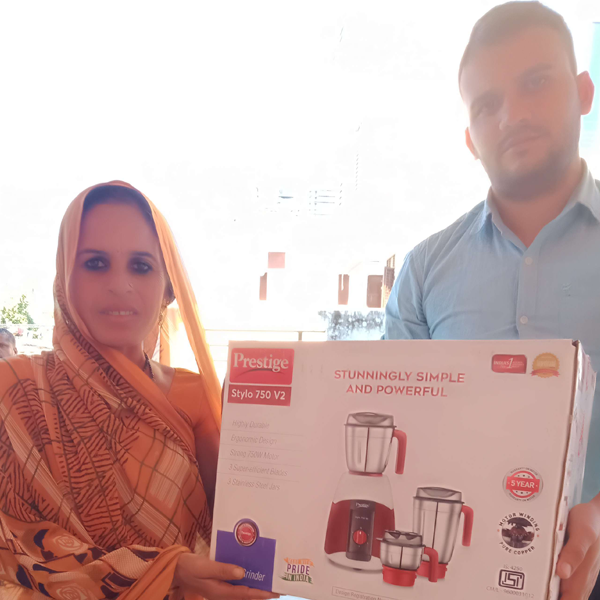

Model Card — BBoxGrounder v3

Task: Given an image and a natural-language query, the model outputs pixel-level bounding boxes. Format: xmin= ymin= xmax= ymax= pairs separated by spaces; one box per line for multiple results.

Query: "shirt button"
xmin=520 ymin=316 xmax=529 ymax=325
xmin=524 ymin=257 xmax=533 ymax=265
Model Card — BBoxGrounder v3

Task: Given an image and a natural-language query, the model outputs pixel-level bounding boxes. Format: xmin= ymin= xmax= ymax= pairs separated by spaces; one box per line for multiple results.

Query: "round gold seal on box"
xmin=531 ymin=353 xmax=560 ymax=378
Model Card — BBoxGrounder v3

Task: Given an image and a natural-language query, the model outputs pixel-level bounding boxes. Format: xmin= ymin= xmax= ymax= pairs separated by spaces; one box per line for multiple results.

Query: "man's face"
xmin=0 ymin=334 xmax=17 ymax=359
xmin=460 ymin=27 xmax=592 ymax=199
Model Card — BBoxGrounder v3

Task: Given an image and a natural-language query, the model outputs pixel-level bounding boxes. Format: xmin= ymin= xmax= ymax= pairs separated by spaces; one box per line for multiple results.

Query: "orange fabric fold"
xmin=0 ymin=182 xmax=221 ymax=599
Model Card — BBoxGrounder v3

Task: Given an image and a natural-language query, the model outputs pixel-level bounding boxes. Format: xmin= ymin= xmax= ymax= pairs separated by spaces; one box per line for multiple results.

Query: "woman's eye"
xmin=132 ymin=261 xmax=152 ymax=274
xmin=84 ymin=258 xmax=107 ymax=270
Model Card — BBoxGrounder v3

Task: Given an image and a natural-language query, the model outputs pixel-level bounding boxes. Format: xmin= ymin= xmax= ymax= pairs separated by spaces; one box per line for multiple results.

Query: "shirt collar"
xmin=476 ymin=160 xmax=600 ymax=234
xmin=476 ymin=190 xmax=495 ymax=234
xmin=574 ymin=160 xmax=600 ymax=222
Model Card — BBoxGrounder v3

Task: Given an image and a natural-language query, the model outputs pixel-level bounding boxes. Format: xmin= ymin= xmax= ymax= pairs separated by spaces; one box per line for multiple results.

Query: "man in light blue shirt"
xmin=385 ymin=2 xmax=598 ymax=599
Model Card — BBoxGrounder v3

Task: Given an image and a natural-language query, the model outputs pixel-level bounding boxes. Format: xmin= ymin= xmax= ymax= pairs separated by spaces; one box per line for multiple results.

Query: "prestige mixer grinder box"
xmin=210 ymin=340 xmax=595 ymax=600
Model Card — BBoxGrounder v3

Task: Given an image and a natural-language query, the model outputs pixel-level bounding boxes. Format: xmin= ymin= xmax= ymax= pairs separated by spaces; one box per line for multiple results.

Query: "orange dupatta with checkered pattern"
xmin=0 ymin=182 xmax=221 ymax=600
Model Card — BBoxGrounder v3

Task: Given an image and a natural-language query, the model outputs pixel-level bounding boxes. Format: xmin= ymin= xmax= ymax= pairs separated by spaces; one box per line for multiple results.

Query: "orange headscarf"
xmin=0 ymin=182 xmax=221 ymax=600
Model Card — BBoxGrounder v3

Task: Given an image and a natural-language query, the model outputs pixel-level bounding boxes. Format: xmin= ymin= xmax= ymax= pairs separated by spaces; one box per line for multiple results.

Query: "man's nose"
xmin=498 ymin=92 xmax=532 ymax=131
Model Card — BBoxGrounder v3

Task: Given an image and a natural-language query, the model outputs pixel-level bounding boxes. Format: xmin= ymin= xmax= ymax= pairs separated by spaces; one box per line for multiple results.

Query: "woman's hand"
xmin=173 ymin=553 xmax=280 ymax=600
xmin=557 ymin=500 xmax=600 ymax=599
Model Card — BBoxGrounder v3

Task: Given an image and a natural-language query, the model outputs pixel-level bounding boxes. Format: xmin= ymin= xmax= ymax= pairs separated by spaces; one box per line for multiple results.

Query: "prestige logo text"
xmin=229 ymin=348 xmax=295 ymax=386
xmin=233 ymin=353 xmax=290 ymax=373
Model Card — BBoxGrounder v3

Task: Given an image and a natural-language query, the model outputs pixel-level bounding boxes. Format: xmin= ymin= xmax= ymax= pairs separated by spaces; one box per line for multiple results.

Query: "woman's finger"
xmin=196 ymin=558 xmax=246 ymax=581
xmin=175 ymin=553 xmax=246 ymax=582
xmin=188 ymin=578 xmax=280 ymax=600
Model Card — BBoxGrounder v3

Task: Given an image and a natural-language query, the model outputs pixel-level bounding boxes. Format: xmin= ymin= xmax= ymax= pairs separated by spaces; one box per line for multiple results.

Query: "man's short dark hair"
xmin=0 ymin=328 xmax=16 ymax=348
xmin=459 ymin=1 xmax=577 ymax=85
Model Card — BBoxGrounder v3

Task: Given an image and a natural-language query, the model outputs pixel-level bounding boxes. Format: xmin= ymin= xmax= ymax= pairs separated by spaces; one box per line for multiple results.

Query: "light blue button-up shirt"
xmin=385 ymin=162 xmax=600 ymax=503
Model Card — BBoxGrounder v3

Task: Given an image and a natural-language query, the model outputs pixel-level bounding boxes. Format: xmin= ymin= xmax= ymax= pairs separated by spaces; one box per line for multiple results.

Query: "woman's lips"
xmin=99 ymin=309 xmax=139 ymax=319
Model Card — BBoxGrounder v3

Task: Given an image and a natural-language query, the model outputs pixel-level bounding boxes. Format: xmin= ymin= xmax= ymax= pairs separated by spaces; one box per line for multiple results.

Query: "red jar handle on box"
xmin=393 ymin=429 xmax=407 ymax=474
xmin=461 ymin=505 xmax=474 ymax=546
xmin=424 ymin=547 xmax=439 ymax=583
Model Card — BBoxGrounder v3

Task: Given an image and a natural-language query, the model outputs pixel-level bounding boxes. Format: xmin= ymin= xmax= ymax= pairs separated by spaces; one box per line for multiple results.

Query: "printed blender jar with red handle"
xmin=324 ymin=412 xmax=407 ymax=570
xmin=379 ymin=530 xmax=440 ymax=587
xmin=412 ymin=486 xmax=474 ymax=579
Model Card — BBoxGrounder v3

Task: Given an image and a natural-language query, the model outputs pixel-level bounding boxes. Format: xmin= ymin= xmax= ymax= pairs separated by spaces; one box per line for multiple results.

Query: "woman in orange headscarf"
xmin=0 ymin=183 xmax=278 ymax=600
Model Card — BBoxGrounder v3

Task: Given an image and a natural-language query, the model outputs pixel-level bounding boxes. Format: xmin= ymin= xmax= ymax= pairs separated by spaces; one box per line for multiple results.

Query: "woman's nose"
xmin=107 ymin=270 xmax=133 ymax=295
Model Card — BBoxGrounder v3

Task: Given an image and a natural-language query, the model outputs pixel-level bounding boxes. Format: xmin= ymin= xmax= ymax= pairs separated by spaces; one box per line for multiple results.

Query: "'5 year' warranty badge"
xmin=503 ymin=467 xmax=543 ymax=502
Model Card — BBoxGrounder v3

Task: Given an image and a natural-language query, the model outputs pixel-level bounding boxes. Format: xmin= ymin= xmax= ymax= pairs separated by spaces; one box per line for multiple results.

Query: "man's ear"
xmin=577 ymin=71 xmax=595 ymax=116
xmin=465 ymin=127 xmax=479 ymax=159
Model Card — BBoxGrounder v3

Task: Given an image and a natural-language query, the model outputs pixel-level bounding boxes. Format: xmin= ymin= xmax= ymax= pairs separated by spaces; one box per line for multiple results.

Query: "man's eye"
xmin=476 ymin=98 xmax=500 ymax=117
xmin=527 ymin=75 xmax=547 ymax=90
xmin=84 ymin=258 xmax=107 ymax=270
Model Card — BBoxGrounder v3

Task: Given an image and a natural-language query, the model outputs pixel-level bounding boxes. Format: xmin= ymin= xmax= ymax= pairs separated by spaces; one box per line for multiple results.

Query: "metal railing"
xmin=1 ymin=325 xmax=328 ymax=376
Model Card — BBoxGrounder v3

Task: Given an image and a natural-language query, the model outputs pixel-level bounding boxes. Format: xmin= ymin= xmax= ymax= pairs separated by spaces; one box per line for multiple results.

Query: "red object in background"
xmin=366 ymin=275 xmax=383 ymax=308
xmin=268 ymin=252 xmax=286 ymax=269
xmin=259 ymin=272 xmax=267 ymax=300
xmin=338 ymin=274 xmax=350 ymax=305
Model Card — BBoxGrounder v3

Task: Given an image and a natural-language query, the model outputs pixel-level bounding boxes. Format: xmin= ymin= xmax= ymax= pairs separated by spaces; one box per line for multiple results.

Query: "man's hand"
xmin=557 ymin=500 xmax=600 ymax=599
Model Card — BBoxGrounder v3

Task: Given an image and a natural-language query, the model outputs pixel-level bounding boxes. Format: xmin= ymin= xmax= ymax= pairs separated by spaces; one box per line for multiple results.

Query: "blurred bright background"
xmin=1 ymin=0 xmax=598 ymax=378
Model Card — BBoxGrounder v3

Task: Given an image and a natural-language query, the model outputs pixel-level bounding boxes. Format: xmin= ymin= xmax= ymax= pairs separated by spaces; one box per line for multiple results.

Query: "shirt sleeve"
xmin=384 ymin=249 xmax=431 ymax=340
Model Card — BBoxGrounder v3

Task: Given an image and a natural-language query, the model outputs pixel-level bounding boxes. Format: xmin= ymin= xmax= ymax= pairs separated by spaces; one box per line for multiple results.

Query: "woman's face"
xmin=70 ymin=202 xmax=169 ymax=351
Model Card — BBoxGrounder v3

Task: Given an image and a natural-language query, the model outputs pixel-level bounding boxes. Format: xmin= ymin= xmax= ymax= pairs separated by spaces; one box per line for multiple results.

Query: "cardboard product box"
xmin=210 ymin=340 xmax=596 ymax=600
